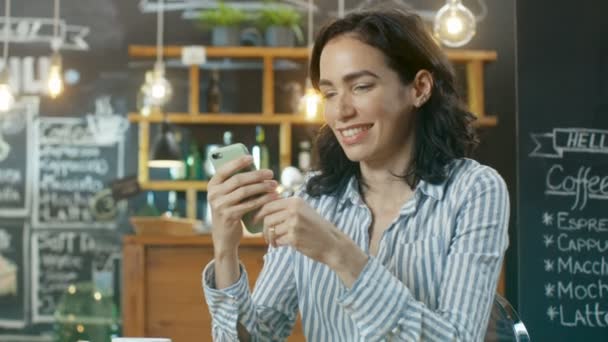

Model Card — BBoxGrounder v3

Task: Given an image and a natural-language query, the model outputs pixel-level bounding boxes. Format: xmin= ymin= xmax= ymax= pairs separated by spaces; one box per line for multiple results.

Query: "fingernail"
xmin=244 ymin=155 xmax=253 ymax=162
xmin=264 ymin=169 xmax=274 ymax=177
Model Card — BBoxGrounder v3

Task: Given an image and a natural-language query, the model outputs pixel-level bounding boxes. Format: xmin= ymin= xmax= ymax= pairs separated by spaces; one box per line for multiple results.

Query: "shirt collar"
xmin=415 ymin=177 xmax=447 ymax=201
xmin=338 ymin=175 xmax=364 ymax=207
xmin=338 ymin=170 xmax=449 ymax=209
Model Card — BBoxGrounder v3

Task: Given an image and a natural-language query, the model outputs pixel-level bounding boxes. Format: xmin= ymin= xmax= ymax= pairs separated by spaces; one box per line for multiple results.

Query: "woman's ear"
xmin=412 ymin=70 xmax=434 ymax=108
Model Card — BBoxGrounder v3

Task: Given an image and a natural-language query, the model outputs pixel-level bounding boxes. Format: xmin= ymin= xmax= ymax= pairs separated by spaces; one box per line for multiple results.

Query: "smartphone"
xmin=209 ymin=143 xmax=265 ymax=234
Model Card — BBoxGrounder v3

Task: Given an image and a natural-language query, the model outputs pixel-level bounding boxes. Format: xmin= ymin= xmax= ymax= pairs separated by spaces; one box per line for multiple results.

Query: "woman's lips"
xmin=338 ymin=124 xmax=373 ymax=145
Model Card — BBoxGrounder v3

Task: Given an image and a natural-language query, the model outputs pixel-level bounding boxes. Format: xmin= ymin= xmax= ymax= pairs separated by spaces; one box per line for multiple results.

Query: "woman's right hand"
xmin=207 ymin=155 xmax=279 ymax=255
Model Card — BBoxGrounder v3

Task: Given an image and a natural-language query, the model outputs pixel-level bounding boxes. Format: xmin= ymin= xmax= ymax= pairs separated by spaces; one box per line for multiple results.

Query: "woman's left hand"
xmin=254 ymin=197 xmax=342 ymax=264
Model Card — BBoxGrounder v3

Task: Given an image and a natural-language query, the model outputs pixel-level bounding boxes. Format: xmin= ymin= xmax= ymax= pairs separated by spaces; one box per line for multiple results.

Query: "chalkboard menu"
xmin=0 ymin=98 xmax=37 ymax=217
xmin=517 ymin=1 xmax=608 ymax=340
xmin=32 ymin=117 xmax=125 ymax=229
xmin=0 ymin=221 xmax=28 ymax=329
xmin=31 ymin=231 xmax=121 ymax=323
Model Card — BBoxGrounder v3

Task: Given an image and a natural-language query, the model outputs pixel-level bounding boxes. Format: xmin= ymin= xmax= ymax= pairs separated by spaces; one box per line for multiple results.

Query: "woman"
xmin=203 ymin=7 xmax=509 ymax=342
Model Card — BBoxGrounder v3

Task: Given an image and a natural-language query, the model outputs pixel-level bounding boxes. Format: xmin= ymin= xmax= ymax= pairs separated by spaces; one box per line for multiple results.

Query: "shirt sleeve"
xmin=338 ymin=166 xmax=510 ymax=341
xmin=202 ymin=244 xmax=299 ymax=341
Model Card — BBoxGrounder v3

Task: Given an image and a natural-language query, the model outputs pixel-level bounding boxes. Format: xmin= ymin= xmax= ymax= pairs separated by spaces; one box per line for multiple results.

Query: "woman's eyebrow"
xmin=318 ymin=70 xmax=380 ymax=87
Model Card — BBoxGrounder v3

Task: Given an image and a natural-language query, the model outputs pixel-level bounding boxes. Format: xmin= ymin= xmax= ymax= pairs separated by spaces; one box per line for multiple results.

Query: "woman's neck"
xmin=359 ymin=144 xmax=415 ymax=210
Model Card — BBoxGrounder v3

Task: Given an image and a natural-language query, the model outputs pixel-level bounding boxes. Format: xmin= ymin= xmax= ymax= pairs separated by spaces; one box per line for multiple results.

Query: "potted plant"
xmin=256 ymin=3 xmax=303 ymax=47
xmin=198 ymin=1 xmax=250 ymax=46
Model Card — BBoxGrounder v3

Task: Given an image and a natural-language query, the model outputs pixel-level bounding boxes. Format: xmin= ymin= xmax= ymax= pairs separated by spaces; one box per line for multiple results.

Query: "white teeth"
xmin=341 ymin=126 xmax=371 ymax=137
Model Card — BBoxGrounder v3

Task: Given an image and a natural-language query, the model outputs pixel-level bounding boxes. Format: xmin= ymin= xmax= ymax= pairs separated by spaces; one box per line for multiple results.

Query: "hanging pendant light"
xmin=47 ymin=50 xmax=63 ymax=98
xmin=0 ymin=0 xmax=14 ymax=113
xmin=433 ymin=0 xmax=476 ymax=48
xmin=299 ymin=0 xmax=322 ymax=121
xmin=146 ymin=0 xmax=178 ymax=168
xmin=148 ymin=120 xmax=183 ymax=168
xmin=141 ymin=0 xmax=172 ymax=108
xmin=0 ymin=70 xmax=14 ymax=113
xmin=47 ymin=0 xmax=64 ymax=98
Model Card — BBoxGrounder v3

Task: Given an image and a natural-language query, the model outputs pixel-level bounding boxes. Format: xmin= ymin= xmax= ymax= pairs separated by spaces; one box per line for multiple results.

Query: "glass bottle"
xmin=298 ymin=140 xmax=311 ymax=172
xmin=206 ymin=69 xmax=221 ymax=113
xmin=166 ymin=191 xmax=180 ymax=217
xmin=223 ymin=130 xmax=233 ymax=146
xmin=252 ymin=125 xmax=269 ymax=170
xmin=136 ymin=192 xmax=160 ymax=217
xmin=186 ymin=141 xmax=203 ymax=180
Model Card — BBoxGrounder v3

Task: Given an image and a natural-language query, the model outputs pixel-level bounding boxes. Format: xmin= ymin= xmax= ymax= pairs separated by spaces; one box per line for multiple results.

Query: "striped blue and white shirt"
xmin=203 ymin=158 xmax=509 ymax=341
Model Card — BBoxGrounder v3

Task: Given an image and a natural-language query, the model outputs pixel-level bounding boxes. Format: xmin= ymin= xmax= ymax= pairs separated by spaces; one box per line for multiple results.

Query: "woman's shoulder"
xmin=446 ymin=158 xmax=508 ymax=197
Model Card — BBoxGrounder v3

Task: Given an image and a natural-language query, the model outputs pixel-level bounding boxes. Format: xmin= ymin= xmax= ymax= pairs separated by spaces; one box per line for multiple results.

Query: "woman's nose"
xmin=338 ymin=93 xmax=356 ymax=119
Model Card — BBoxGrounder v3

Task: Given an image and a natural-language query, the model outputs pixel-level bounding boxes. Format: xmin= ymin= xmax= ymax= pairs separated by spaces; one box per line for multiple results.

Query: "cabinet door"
xmin=143 ymin=245 xmax=304 ymax=342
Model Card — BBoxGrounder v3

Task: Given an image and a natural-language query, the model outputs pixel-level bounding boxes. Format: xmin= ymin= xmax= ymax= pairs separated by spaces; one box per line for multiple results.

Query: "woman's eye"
xmin=322 ymin=91 xmax=337 ymax=99
xmin=353 ymin=84 xmax=372 ymax=93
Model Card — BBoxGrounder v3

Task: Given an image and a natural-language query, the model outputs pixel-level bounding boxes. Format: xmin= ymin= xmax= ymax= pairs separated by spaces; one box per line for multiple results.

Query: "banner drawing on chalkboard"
xmin=530 ymin=128 xmax=608 ymax=158
xmin=31 ymin=117 xmax=125 ymax=229
xmin=0 ymin=222 xmax=29 ymax=329
xmin=0 ymin=17 xmax=90 ymax=50
xmin=30 ymin=231 xmax=121 ymax=323
xmin=0 ymin=97 xmax=38 ymax=217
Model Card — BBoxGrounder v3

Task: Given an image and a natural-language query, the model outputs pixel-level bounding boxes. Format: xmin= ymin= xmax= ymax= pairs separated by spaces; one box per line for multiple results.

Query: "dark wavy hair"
xmin=306 ymin=7 xmax=478 ymax=197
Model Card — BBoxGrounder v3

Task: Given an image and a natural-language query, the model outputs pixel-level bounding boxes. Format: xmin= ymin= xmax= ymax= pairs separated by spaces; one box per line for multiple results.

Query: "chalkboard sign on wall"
xmin=0 ymin=221 xmax=28 ymax=329
xmin=0 ymin=98 xmax=37 ymax=217
xmin=32 ymin=117 xmax=125 ymax=229
xmin=517 ymin=1 xmax=608 ymax=340
xmin=30 ymin=231 xmax=121 ymax=323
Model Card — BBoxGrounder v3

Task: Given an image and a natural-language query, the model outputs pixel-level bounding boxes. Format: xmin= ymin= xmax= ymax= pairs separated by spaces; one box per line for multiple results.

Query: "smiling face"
xmin=318 ymin=35 xmax=419 ymax=168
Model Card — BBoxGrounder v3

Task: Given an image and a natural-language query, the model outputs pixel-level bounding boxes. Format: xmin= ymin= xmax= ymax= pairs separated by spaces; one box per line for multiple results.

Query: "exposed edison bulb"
xmin=143 ymin=62 xmax=172 ymax=107
xmin=0 ymin=83 xmax=14 ymax=112
xmin=299 ymin=80 xmax=323 ymax=120
xmin=47 ymin=52 xmax=64 ymax=98
xmin=304 ymin=88 xmax=321 ymax=120
xmin=0 ymin=68 xmax=15 ymax=112
xmin=434 ymin=0 xmax=476 ymax=48
xmin=137 ymin=71 xmax=155 ymax=116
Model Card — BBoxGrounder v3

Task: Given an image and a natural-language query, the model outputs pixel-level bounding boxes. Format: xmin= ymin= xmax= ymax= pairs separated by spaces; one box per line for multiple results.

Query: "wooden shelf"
xmin=123 ymin=234 xmax=265 ymax=246
xmin=140 ymin=181 xmax=208 ymax=191
xmin=474 ymin=115 xmax=498 ymax=127
xmin=130 ymin=45 xmax=498 ymax=219
xmin=129 ymin=113 xmax=496 ymax=127
xmin=128 ymin=45 xmax=497 ymax=62
xmin=128 ymin=113 xmax=325 ymax=125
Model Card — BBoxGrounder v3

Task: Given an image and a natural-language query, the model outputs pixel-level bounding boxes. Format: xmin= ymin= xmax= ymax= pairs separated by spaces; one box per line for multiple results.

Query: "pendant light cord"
xmin=3 ymin=0 xmax=10 ymax=64
xmin=307 ymin=0 xmax=312 ymax=48
xmin=52 ymin=0 xmax=60 ymax=51
xmin=156 ymin=0 xmax=164 ymax=66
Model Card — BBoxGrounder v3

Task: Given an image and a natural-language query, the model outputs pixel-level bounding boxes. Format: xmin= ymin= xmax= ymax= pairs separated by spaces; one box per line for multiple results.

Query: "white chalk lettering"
xmin=557 ymin=256 xmax=608 ymax=276
xmin=0 ymin=168 xmax=21 ymax=184
xmin=559 ymin=303 xmax=608 ymax=328
xmin=557 ymin=233 xmax=608 ymax=252
xmin=557 ymin=280 xmax=608 ymax=300
xmin=36 ymin=232 xmax=77 ymax=253
xmin=546 ymin=164 xmax=608 ymax=210
xmin=0 ymin=229 xmax=11 ymax=250
xmin=556 ymin=211 xmax=608 ymax=233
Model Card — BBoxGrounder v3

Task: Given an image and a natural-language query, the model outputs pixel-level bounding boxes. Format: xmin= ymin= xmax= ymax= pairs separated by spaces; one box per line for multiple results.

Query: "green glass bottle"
xmin=136 ymin=192 xmax=160 ymax=217
xmin=186 ymin=141 xmax=203 ymax=180
xmin=252 ymin=125 xmax=269 ymax=170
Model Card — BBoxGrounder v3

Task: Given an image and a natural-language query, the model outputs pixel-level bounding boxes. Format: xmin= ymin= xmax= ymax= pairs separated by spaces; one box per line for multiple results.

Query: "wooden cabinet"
xmin=121 ymin=235 xmax=306 ymax=341
xmin=127 ymin=46 xmax=498 ymax=219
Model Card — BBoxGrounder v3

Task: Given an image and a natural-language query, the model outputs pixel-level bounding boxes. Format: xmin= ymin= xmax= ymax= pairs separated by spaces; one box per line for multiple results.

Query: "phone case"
xmin=208 ymin=143 xmax=264 ymax=234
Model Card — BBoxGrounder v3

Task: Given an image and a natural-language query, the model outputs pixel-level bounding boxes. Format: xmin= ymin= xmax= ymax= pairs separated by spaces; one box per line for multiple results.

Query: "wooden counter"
xmin=121 ymin=234 xmax=305 ymax=342
xmin=122 ymin=235 xmax=505 ymax=341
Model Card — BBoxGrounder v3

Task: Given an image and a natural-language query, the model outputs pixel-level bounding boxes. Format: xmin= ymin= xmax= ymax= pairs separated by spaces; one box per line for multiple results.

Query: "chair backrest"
xmin=484 ymin=294 xmax=531 ymax=342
